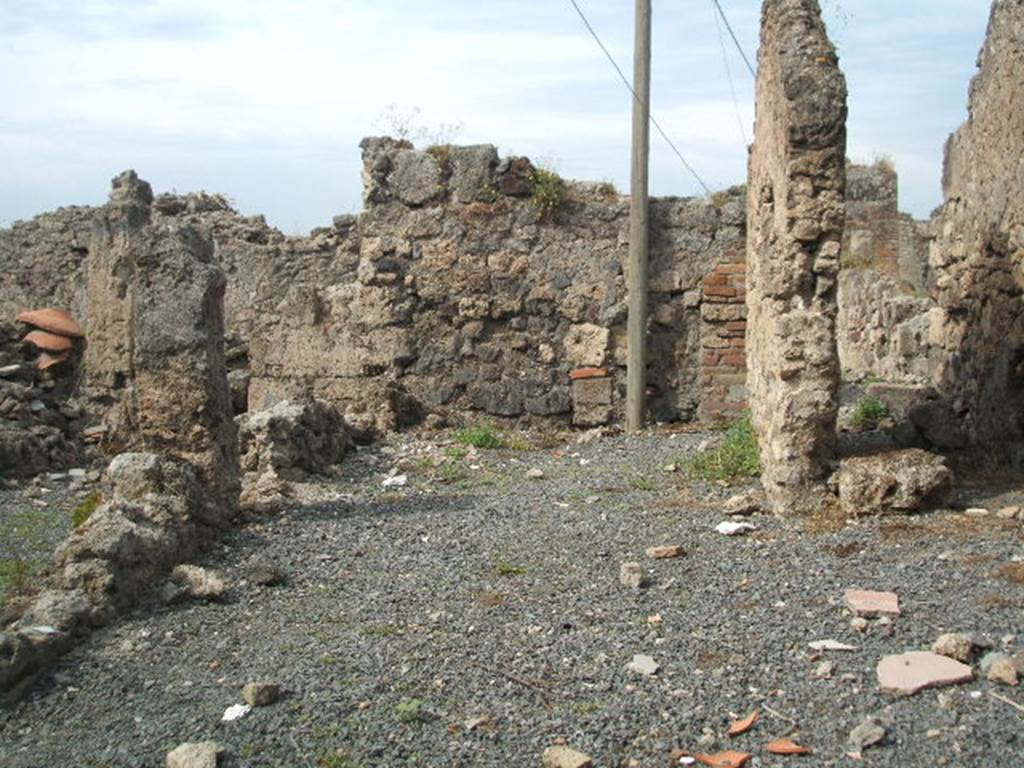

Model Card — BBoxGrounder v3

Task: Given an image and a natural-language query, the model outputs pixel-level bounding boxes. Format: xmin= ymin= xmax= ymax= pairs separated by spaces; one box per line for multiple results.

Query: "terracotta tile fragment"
xmin=646 ymin=544 xmax=685 ymax=560
xmin=727 ymin=709 xmax=759 ymax=736
xmin=694 ymin=750 xmax=752 ymax=768
xmin=876 ymin=650 xmax=973 ymax=695
xmin=843 ymin=588 xmax=900 ymax=616
xmin=766 ymin=738 xmax=812 ymax=755
xmin=37 ymin=350 xmax=70 ymax=370
xmin=22 ymin=329 xmax=73 ymax=352
xmin=569 ymin=367 xmax=609 ymax=381
xmin=15 ymin=308 xmax=84 ymax=338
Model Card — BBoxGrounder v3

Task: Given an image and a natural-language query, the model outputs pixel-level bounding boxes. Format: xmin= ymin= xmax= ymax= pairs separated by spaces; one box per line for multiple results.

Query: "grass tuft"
xmin=452 ymin=424 xmax=506 ymax=450
xmin=493 ymin=559 xmax=526 ymax=577
xmin=396 ymin=698 xmax=427 ymax=724
xmin=71 ymin=491 xmax=102 ymax=528
xmin=848 ymin=395 xmax=888 ymax=429
xmin=685 ymin=411 xmax=761 ymax=483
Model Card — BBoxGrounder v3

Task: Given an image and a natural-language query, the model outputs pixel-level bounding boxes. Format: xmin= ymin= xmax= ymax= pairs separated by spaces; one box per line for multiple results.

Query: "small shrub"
xmin=530 ymin=167 xmax=567 ymax=221
xmin=71 ymin=491 xmax=102 ymax=528
xmin=849 ymin=395 xmax=888 ymax=429
xmin=396 ymin=698 xmax=426 ymax=724
xmin=685 ymin=411 xmax=762 ymax=483
xmin=629 ymin=475 xmax=656 ymax=492
xmin=426 ymin=143 xmax=453 ymax=176
xmin=453 ymin=425 xmax=505 ymax=450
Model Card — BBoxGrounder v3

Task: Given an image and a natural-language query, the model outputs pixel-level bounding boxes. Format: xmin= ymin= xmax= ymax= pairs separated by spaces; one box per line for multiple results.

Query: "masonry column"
xmin=87 ymin=171 xmax=240 ymax=525
xmin=745 ymin=0 xmax=847 ymax=515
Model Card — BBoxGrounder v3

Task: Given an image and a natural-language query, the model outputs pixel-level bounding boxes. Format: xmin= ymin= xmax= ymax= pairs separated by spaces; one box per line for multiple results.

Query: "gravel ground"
xmin=1 ymin=430 xmax=1023 ymax=768
xmin=0 ymin=472 xmax=97 ymax=609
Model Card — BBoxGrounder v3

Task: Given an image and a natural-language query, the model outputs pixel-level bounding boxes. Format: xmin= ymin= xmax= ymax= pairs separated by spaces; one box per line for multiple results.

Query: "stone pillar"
xmin=745 ymin=0 xmax=847 ymax=514
xmin=928 ymin=0 xmax=1024 ymax=448
xmin=86 ymin=171 xmax=240 ymax=524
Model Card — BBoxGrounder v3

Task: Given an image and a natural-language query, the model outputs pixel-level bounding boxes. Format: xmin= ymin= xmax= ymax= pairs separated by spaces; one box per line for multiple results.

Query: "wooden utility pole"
xmin=626 ymin=0 xmax=651 ymax=433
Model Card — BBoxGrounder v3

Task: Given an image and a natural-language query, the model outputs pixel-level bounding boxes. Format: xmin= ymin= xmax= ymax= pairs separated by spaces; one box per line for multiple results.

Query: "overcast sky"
xmin=0 ymin=1 xmax=991 ymax=233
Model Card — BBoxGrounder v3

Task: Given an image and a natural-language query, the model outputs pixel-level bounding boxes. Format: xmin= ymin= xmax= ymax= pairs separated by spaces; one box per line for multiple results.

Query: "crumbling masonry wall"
xmin=224 ymin=139 xmax=747 ymax=430
xmin=746 ymin=0 xmax=847 ymax=513
xmin=2 ymin=175 xmax=241 ymax=701
xmin=837 ymin=161 xmax=937 ymax=383
xmin=927 ymin=0 xmax=1024 ymax=448
xmin=0 ymin=145 xmax=748 ymax=431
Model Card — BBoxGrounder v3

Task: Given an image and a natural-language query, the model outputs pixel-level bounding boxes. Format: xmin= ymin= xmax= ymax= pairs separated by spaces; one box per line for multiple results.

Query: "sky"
xmin=0 ymin=1 xmax=992 ymax=234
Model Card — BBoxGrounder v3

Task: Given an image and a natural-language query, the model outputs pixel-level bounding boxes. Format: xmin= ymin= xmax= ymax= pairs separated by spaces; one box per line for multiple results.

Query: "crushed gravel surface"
xmin=2 ymin=431 xmax=1023 ymax=767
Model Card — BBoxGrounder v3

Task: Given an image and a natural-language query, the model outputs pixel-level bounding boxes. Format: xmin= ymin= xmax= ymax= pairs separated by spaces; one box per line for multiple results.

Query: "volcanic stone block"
xmin=745 ymin=0 xmax=847 ymax=514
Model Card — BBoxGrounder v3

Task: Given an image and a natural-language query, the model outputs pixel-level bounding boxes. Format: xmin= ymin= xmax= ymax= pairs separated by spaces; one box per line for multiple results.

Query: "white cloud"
xmin=0 ymin=0 xmax=995 ymax=231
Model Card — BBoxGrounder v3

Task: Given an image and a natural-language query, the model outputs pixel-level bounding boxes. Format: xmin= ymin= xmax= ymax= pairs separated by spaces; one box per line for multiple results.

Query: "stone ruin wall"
xmin=927 ymin=0 xmax=1024 ymax=448
xmin=0 ymin=140 xmax=750 ymax=433
xmin=0 ymin=148 xmax=944 ymax=440
xmin=837 ymin=161 xmax=938 ymax=384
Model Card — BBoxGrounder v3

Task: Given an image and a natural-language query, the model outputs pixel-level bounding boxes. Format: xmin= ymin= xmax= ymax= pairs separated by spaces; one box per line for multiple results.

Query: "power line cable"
xmin=566 ymin=0 xmax=712 ymax=195
xmin=711 ymin=0 xmax=749 ymax=146
xmin=710 ymin=0 xmax=756 ymax=79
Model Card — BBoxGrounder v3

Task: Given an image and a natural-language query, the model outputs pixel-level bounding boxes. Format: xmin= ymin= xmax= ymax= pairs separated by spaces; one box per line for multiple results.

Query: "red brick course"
xmin=699 ymin=261 xmax=748 ymax=421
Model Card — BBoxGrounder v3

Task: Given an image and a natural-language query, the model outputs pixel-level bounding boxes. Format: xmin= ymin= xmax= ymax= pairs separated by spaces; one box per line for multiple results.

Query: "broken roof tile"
xmin=15 ymin=307 xmax=84 ymax=338
xmin=23 ymin=329 xmax=74 ymax=352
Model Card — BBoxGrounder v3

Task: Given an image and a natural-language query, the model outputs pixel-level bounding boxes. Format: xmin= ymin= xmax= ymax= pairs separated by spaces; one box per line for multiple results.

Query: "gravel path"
xmin=1 ymin=430 xmax=1022 ymax=767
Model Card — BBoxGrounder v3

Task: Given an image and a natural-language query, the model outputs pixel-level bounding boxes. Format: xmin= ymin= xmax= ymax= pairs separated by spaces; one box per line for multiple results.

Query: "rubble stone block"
xmin=838 ymin=449 xmax=953 ymax=516
xmin=238 ymin=397 xmax=350 ymax=480
xmin=450 ymin=144 xmax=498 ymax=203
xmin=572 ymin=377 xmax=613 ymax=427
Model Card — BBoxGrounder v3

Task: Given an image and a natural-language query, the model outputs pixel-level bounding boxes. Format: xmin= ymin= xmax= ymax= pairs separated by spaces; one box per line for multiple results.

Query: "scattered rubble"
xmin=837 ymin=449 xmax=953 ymax=516
xmin=626 ymin=654 xmax=659 ymax=676
xmin=166 ymin=741 xmax=226 ymax=768
xmin=169 ymin=565 xmax=228 ymax=602
xmin=715 ymin=521 xmax=756 ymax=537
xmin=932 ymin=632 xmax=973 ymax=662
xmin=619 ymin=562 xmax=646 ymax=589
xmin=542 ymin=745 xmax=593 ymax=768
xmin=844 ymin=589 xmax=900 ymax=617
xmin=242 ymin=681 xmax=281 ymax=707
xmin=726 ymin=709 xmax=758 ymax=736
xmin=846 ymin=717 xmax=887 ymax=758
xmin=221 ymin=703 xmax=251 ymax=722
xmin=723 ymin=492 xmax=762 ymax=516
xmin=876 ymin=651 xmax=973 ymax=695
xmin=809 ymin=639 xmax=857 ymax=652
xmin=646 ymin=544 xmax=684 ymax=559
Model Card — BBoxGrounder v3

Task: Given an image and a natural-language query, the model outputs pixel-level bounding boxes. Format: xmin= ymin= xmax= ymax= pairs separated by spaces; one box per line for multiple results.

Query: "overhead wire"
xmin=711 ymin=0 xmax=750 ymax=147
xmin=566 ymin=0 xmax=712 ymax=195
xmin=709 ymin=0 xmax=757 ymax=78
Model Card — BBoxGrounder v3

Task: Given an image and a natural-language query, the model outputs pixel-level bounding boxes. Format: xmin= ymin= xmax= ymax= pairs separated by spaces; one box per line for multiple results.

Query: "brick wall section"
xmin=842 ymin=162 xmax=900 ymax=276
xmin=699 ymin=261 xmax=748 ymax=420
